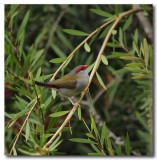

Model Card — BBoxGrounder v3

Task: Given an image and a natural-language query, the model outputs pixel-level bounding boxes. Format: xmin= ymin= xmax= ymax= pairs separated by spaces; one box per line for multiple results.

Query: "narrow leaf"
xmin=101 ymin=55 xmax=108 ymax=65
xmin=115 ymin=5 xmax=119 ymax=17
xmin=69 ymin=138 xmax=96 ymax=144
xmin=100 ymin=122 xmax=108 ymax=147
xmin=99 ymin=23 xmax=113 ymax=39
xmin=112 ymin=30 xmax=117 ymax=35
xmin=125 ymin=133 xmax=130 ymax=155
xmin=96 ymin=72 xmax=107 ymax=90
xmin=63 ymin=29 xmax=89 ymax=36
xmin=119 ymin=28 xmax=123 ymax=44
xmin=49 ymin=57 xmax=67 ymax=63
xmin=119 ymin=56 xmax=139 ymax=60
xmin=84 ymin=42 xmax=91 ymax=52
xmin=116 ymin=145 xmax=122 ymax=155
xmin=78 ymin=106 xmax=81 ymax=120
xmin=51 ymin=89 xmax=57 ymax=99
xmin=123 ymin=15 xmax=133 ymax=31
xmin=26 ymin=122 xmax=30 ymax=141
xmin=90 ymin=9 xmax=113 ymax=17
xmin=49 ymin=110 xmax=70 ymax=117
xmin=16 ymin=10 xmax=30 ymax=42
xmin=88 ymin=153 xmax=104 ymax=156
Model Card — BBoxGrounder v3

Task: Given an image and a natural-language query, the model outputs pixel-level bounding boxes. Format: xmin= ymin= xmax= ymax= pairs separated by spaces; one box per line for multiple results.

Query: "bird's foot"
xmin=68 ymin=98 xmax=80 ymax=106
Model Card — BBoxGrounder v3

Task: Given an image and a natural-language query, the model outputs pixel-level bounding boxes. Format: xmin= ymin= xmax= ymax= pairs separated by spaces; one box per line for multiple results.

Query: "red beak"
xmin=83 ymin=65 xmax=88 ymax=70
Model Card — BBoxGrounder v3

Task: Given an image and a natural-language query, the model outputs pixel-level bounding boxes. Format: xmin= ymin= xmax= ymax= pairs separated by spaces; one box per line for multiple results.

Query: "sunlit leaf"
xmin=84 ymin=42 xmax=91 ymax=52
xmin=119 ymin=56 xmax=139 ymax=60
xmin=112 ymin=30 xmax=117 ymax=35
xmin=49 ymin=57 xmax=67 ymax=63
xmin=26 ymin=122 xmax=30 ymax=141
xmin=49 ymin=110 xmax=70 ymax=117
xmin=101 ymin=55 xmax=108 ymax=65
xmin=51 ymin=89 xmax=57 ymax=99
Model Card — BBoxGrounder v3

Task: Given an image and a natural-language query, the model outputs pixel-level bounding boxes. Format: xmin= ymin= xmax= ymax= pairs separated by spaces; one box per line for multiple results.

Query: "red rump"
xmin=47 ymin=83 xmax=60 ymax=89
xmin=75 ymin=65 xmax=88 ymax=74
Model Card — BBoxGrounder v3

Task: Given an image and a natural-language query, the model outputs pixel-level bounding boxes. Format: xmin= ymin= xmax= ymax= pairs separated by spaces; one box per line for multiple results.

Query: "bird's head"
xmin=70 ymin=65 xmax=89 ymax=78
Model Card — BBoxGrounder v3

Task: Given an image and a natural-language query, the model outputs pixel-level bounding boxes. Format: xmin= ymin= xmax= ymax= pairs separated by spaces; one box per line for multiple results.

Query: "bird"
xmin=35 ymin=65 xmax=89 ymax=106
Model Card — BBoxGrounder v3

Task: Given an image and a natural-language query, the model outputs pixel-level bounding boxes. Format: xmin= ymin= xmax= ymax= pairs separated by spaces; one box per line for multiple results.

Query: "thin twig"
xmin=9 ymin=100 xmax=38 ymax=155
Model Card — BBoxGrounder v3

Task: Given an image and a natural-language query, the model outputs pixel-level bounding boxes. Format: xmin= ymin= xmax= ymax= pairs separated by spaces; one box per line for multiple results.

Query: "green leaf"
xmin=13 ymin=148 xmax=17 ymax=155
xmin=82 ymin=118 xmax=91 ymax=132
xmin=49 ymin=110 xmax=70 ymax=118
xmin=5 ymin=55 xmax=11 ymax=67
xmin=26 ymin=122 xmax=30 ymax=141
xmin=51 ymin=89 xmax=57 ymax=99
xmin=8 ymin=119 xmax=16 ymax=128
xmin=14 ymin=108 xmax=30 ymax=120
xmin=101 ymin=55 xmax=108 ymax=65
xmin=100 ymin=122 xmax=108 ymax=147
xmin=133 ymin=41 xmax=139 ymax=55
xmin=112 ymin=30 xmax=117 ymax=35
xmin=90 ymin=114 xmax=99 ymax=138
xmin=69 ymin=138 xmax=96 ymax=144
xmin=106 ymin=137 xmax=114 ymax=155
xmin=88 ymin=153 xmax=104 ymax=156
xmin=84 ymin=42 xmax=91 ymax=52
xmin=119 ymin=28 xmax=123 ymax=44
xmin=123 ymin=15 xmax=133 ymax=31
xmin=36 ymin=67 xmax=41 ymax=79
xmin=126 ymin=63 xmax=144 ymax=67
xmin=90 ymin=9 xmax=113 ymax=17
xmin=143 ymin=38 xmax=148 ymax=58
xmin=86 ymin=63 xmax=95 ymax=73
xmin=124 ymin=67 xmax=143 ymax=72
xmin=16 ymin=87 xmax=34 ymax=100
xmin=31 ymin=49 xmax=44 ymax=67
xmin=8 ymin=4 xmax=19 ymax=17
xmin=78 ymin=106 xmax=81 ymax=120
xmin=131 ymin=74 xmax=148 ymax=79
xmin=16 ymin=10 xmax=30 ymax=42
xmin=134 ymin=29 xmax=138 ymax=43
xmin=96 ymin=72 xmax=107 ymax=90
xmin=125 ymin=133 xmax=130 ymax=155
xmin=119 ymin=56 xmax=139 ymax=60
xmin=116 ymin=145 xmax=122 ymax=155
xmin=115 ymin=5 xmax=119 ymax=17
xmin=63 ymin=29 xmax=89 ymax=36
xmin=99 ymin=23 xmax=113 ymax=39
xmin=86 ymin=133 xmax=94 ymax=139
xmin=49 ymin=140 xmax=63 ymax=151
xmin=49 ymin=57 xmax=67 ymax=63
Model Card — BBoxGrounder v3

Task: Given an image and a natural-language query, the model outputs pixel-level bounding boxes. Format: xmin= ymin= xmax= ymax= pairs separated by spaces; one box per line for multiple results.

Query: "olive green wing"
xmin=52 ymin=74 xmax=81 ymax=89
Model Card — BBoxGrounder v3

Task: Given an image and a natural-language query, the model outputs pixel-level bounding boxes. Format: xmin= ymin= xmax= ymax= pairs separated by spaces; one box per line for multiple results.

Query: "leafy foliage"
xmin=5 ymin=4 xmax=153 ymax=156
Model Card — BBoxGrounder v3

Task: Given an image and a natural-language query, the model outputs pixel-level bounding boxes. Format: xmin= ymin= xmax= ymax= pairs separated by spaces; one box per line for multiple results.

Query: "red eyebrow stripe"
xmin=76 ymin=67 xmax=83 ymax=73
xmin=75 ymin=65 xmax=88 ymax=74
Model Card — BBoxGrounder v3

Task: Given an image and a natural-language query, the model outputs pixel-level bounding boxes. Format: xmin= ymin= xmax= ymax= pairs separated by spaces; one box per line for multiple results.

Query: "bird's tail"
xmin=35 ymin=81 xmax=59 ymax=89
